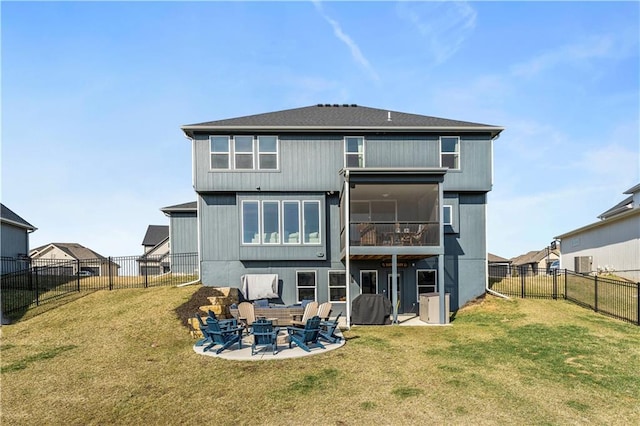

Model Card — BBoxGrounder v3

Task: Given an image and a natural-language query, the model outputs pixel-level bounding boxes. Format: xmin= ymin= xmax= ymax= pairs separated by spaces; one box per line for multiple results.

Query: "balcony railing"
xmin=349 ymin=222 xmax=439 ymax=247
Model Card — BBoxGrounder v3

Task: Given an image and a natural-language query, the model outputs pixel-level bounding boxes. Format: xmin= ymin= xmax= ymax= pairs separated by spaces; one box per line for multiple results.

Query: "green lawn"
xmin=2 ymin=286 xmax=639 ymax=425
xmin=490 ymin=273 xmax=638 ymax=322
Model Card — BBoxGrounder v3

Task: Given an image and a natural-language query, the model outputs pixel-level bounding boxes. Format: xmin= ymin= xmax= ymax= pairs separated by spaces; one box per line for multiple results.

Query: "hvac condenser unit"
xmin=574 ymin=256 xmax=593 ymax=274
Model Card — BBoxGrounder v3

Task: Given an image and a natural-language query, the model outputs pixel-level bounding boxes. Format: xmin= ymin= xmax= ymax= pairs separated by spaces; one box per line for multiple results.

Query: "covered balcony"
xmin=340 ymin=177 xmax=444 ymax=258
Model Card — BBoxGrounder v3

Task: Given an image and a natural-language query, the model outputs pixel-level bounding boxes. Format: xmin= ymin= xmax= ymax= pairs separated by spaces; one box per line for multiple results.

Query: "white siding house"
xmin=554 ymin=184 xmax=640 ymax=282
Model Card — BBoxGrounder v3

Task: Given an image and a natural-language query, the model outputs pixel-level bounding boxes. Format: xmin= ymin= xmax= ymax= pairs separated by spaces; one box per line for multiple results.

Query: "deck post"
xmin=344 ymin=174 xmax=351 ymax=329
xmin=391 ymin=254 xmax=398 ymax=324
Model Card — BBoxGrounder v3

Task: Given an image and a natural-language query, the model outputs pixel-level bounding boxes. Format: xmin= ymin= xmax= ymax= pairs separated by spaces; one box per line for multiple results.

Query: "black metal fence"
xmin=1 ymin=253 xmax=198 ymax=319
xmin=488 ymin=265 xmax=640 ymax=325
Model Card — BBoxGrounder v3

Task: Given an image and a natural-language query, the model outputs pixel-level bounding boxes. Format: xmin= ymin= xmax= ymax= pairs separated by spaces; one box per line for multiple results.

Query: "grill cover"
xmin=351 ymin=294 xmax=392 ymax=325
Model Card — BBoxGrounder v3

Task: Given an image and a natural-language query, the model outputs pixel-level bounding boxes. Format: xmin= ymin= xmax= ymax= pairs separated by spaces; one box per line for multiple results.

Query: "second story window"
xmin=210 ymin=135 xmax=278 ymax=170
xmin=440 ymin=136 xmax=460 ymax=169
xmin=258 ymin=136 xmax=278 ymax=169
xmin=210 ymin=136 xmax=230 ymax=169
xmin=234 ymin=136 xmax=254 ymax=169
xmin=345 ymin=137 xmax=364 ymax=168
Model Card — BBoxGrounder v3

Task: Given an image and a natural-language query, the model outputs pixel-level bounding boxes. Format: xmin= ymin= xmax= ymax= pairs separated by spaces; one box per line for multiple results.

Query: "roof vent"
xmin=387 ymin=111 xmax=392 ymax=122
xmin=333 ymin=104 xmax=339 ymax=107
xmin=342 ymin=104 xmax=349 ymax=107
xmin=324 ymin=103 xmax=331 ymax=107
xmin=317 ymin=103 xmax=324 ymax=107
xmin=351 ymin=104 xmax=357 ymax=107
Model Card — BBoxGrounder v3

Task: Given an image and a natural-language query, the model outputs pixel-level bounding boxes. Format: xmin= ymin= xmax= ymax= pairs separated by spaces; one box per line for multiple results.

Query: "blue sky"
xmin=2 ymin=1 xmax=638 ymax=259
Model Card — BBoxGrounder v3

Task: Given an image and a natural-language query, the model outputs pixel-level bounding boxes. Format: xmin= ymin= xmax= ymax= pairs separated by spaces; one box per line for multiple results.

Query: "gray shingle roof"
xmin=598 ymin=196 xmax=633 ymax=220
xmin=142 ymin=225 xmax=169 ymax=247
xmin=488 ymin=253 xmax=511 ymax=263
xmin=0 ymin=203 xmax=36 ymax=230
xmin=511 ymin=248 xmax=559 ymax=266
xmin=30 ymin=243 xmax=107 ymax=260
xmin=182 ymin=104 xmax=503 ymax=137
xmin=161 ymin=201 xmax=196 ymax=212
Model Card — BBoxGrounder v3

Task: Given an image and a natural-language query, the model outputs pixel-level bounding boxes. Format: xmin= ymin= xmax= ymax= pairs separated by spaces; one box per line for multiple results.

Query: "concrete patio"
xmin=193 ymin=314 xmax=450 ymax=361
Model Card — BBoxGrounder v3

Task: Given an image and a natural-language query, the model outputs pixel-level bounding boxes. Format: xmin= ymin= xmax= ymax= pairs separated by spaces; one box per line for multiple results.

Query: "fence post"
xmin=594 ymin=275 xmax=598 ymax=312
xmin=636 ymin=282 xmax=639 ymax=326
xmin=34 ymin=266 xmax=40 ymax=306
xmin=521 ymin=273 xmax=526 ymax=298
xmin=28 ymin=263 xmax=34 ymax=291
xmin=77 ymin=259 xmax=81 ymax=292
xmin=144 ymin=260 xmax=148 ymax=288
xmin=564 ymin=269 xmax=567 ymax=300
xmin=108 ymin=257 xmax=113 ymax=291
xmin=552 ymin=269 xmax=558 ymax=300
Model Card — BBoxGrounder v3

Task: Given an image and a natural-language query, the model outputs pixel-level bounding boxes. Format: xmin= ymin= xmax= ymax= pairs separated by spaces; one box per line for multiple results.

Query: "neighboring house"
xmin=510 ymin=248 xmax=560 ymax=276
xmin=139 ymin=225 xmax=170 ymax=275
xmin=160 ymin=201 xmax=198 ymax=256
xmin=0 ymin=204 xmax=36 ymax=274
xmin=180 ymin=104 xmax=504 ymax=325
xmin=554 ymin=184 xmax=640 ymax=282
xmin=487 ymin=253 xmax=512 ymax=277
xmin=30 ymin=243 xmax=119 ymax=276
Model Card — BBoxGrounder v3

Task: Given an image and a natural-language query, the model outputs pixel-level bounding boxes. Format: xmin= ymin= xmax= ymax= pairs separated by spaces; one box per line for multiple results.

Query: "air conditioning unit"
xmin=574 ymin=256 xmax=592 ymax=274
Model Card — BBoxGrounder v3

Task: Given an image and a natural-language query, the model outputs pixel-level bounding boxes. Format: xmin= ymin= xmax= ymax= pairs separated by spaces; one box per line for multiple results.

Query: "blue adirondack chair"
xmin=206 ymin=310 xmax=238 ymax=329
xmin=251 ymin=319 xmax=280 ymax=356
xmin=194 ymin=312 xmax=238 ymax=347
xmin=202 ymin=316 xmax=244 ymax=354
xmin=287 ymin=316 xmax=325 ymax=352
xmin=318 ymin=312 xmax=342 ymax=344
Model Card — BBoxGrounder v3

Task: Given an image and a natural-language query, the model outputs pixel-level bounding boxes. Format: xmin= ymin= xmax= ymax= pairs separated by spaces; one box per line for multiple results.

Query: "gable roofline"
xmin=488 ymin=253 xmax=511 ymax=263
xmin=555 ymin=207 xmax=640 ymax=240
xmin=142 ymin=225 xmax=169 ymax=247
xmin=511 ymin=248 xmax=558 ymax=266
xmin=29 ymin=242 xmax=108 ymax=261
xmin=623 ymin=183 xmax=640 ymax=195
xmin=597 ymin=195 xmax=633 ymax=220
xmin=0 ymin=203 xmax=36 ymax=231
xmin=139 ymin=238 xmax=170 ymax=259
xmin=181 ymin=104 xmax=504 ymax=139
xmin=160 ymin=201 xmax=197 ymax=214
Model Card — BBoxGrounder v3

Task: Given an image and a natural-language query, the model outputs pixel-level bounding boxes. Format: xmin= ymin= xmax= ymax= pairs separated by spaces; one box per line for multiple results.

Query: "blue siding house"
xmin=181 ymin=104 xmax=504 ymax=325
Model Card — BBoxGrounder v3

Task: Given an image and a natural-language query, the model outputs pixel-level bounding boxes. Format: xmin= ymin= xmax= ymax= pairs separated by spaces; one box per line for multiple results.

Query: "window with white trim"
xmin=283 ymin=201 xmax=300 ymax=244
xmin=440 ymin=136 xmax=460 ymax=169
xmin=210 ymin=136 xmax=230 ymax=169
xmin=296 ymin=270 xmax=317 ymax=302
xmin=360 ymin=270 xmax=377 ymax=294
xmin=443 ymin=205 xmax=452 ymax=225
xmin=262 ymin=201 xmax=280 ymax=244
xmin=417 ymin=270 xmax=437 ymax=295
xmin=241 ymin=199 xmax=320 ymax=245
xmin=234 ymin=136 xmax=254 ymax=169
xmin=328 ymin=271 xmax=346 ymax=302
xmin=345 ymin=136 xmax=364 ymax=167
xmin=210 ymin=135 xmax=278 ymax=170
xmin=241 ymin=200 xmax=260 ymax=244
xmin=303 ymin=201 xmax=321 ymax=244
xmin=258 ymin=136 xmax=278 ymax=169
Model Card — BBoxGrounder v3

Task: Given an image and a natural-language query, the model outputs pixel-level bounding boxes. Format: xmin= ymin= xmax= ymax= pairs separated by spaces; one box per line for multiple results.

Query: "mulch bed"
xmin=174 ymin=286 xmax=220 ymax=328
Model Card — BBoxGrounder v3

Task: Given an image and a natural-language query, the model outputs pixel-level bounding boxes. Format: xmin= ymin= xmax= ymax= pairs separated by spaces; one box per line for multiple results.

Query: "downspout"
xmin=344 ymin=170 xmax=352 ymax=329
xmin=485 ymin=132 xmax=509 ymax=299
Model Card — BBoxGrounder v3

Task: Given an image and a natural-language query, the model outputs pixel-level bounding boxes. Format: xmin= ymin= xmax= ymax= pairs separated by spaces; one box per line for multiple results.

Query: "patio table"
xmin=229 ymin=306 xmax=304 ymax=326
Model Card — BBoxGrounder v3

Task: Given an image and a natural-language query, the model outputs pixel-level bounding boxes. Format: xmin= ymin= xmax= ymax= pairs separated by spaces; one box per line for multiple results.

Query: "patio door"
xmin=387 ymin=272 xmax=403 ymax=312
